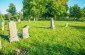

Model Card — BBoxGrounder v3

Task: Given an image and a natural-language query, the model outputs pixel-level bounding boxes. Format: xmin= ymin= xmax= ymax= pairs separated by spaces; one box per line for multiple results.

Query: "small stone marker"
xmin=0 ymin=40 xmax=2 ymax=49
xmin=1 ymin=22 xmax=4 ymax=31
xmin=22 ymin=25 xmax=29 ymax=39
xmin=18 ymin=19 xmax=21 ymax=23
xmin=8 ymin=21 xmax=19 ymax=42
xmin=28 ymin=19 xmax=30 ymax=22
xmin=65 ymin=23 xmax=68 ymax=27
xmin=34 ymin=18 xmax=35 ymax=21
xmin=50 ymin=18 xmax=55 ymax=29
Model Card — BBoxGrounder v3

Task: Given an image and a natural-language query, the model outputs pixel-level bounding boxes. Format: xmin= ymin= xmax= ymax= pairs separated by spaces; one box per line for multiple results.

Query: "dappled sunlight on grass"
xmin=0 ymin=21 xmax=85 ymax=55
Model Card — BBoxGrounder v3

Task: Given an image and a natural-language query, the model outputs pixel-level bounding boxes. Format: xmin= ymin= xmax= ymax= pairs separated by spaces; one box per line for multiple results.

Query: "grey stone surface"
xmin=8 ymin=21 xmax=19 ymax=42
xmin=34 ymin=18 xmax=35 ymax=21
xmin=18 ymin=19 xmax=21 ymax=23
xmin=65 ymin=23 xmax=68 ymax=27
xmin=1 ymin=22 xmax=4 ymax=31
xmin=50 ymin=18 xmax=55 ymax=29
xmin=22 ymin=25 xmax=29 ymax=39
xmin=28 ymin=19 xmax=30 ymax=22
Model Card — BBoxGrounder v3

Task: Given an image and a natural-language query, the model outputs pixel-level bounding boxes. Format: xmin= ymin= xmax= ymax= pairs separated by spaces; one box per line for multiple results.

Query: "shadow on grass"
xmin=0 ymin=34 xmax=9 ymax=42
xmin=18 ymin=32 xmax=22 ymax=38
xmin=36 ymin=26 xmax=50 ymax=29
xmin=70 ymin=26 xmax=85 ymax=31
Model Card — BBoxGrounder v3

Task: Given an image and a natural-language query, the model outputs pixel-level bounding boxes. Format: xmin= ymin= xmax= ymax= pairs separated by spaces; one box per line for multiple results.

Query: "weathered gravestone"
xmin=18 ymin=19 xmax=21 ymax=23
xmin=34 ymin=18 xmax=35 ymax=21
xmin=65 ymin=23 xmax=68 ymax=27
xmin=8 ymin=21 xmax=19 ymax=42
xmin=0 ymin=40 xmax=2 ymax=49
xmin=28 ymin=19 xmax=30 ymax=22
xmin=50 ymin=18 xmax=55 ymax=29
xmin=1 ymin=22 xmax=4 ymax=31
xmin=22 ymin=25 xmax=29 ymax=39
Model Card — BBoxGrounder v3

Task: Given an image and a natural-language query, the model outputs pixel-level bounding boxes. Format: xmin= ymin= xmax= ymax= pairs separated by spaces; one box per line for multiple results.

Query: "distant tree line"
xmin=0 ymin=0 xmax=85 ymax=21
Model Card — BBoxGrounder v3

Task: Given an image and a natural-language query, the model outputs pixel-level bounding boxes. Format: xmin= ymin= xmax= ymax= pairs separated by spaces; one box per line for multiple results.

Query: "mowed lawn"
xmin=0 ymin=20 xmax=85 ymax=55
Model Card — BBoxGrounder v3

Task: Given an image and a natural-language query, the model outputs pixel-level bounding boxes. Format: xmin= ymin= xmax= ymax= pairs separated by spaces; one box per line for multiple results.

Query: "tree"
xmin=81 ymin=7 xmax=85 ymax=18
xmin=7 ymin=3 xmax=17 ymax=18
xmin=23 ymin=0 xmax=47 ymax=20
xmin=69 ymin=4 xmax=81 ymax=20
xmin=45 ymin=0 xmax=68 ymax=19
xmin=0 ymin=13 xmax=4 ymax=21
xmin=7 ymin=13 xmax=12 ymax=21
xmin=23 ymin=0 xmax=68 ymax=20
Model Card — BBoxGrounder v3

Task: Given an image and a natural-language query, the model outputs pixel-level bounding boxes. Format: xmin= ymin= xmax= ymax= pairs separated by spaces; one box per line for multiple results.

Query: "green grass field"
xmin=0 ymin=20 xmax=85 ymax=55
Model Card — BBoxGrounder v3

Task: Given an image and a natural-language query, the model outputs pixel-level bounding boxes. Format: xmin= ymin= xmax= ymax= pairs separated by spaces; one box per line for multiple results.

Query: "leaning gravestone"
xmin=65 ymin=23 xmax=68 ymax=27
xmin=8 ymin=21 xmax=19 ymax=42
xmin=1 ymin=22 xmax=4 ymax=31
xmin=50 ymin=18 xmax=55 ymax=29
xmin=0 ymin=40 xmax=2 ymax=49
xmin=22 ymin=25 xmax=29 ymax=39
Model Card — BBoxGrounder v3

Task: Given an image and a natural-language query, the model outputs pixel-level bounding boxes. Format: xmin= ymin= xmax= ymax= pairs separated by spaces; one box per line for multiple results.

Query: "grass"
xmin=0 ymin=20 xmax=85 ymax=55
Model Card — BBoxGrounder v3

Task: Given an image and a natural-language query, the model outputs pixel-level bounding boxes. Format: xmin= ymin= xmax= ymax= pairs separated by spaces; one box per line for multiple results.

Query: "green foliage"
xmin=7 ymin=3 xmax=17 ymax=16
xmin=23 ymin=0 xmax=68 ymax=19
xmin=69 ymin=4 xmax=82 ymax=20
xmin=12 ymin=12 xmax=23 ymax=21
xmin=6 ymin=13 xmax=12 ymax=21
xmin=0 ymin=13 xmax=4 ymax=22
xmin=0 ymin=21 xmax=85 ymax=55
xmin=81 ymin=7 xmax=85 ymax=17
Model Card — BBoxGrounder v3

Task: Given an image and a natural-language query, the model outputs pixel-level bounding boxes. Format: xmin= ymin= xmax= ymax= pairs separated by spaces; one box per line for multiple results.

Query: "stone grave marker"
xmin=65 ymin=23 xmax=68 ymax=27
xmin=8 ymin=21 xmax=19 ymax=42
xmin=22 ymin=25 xmax=29 ymax=39
xmin=50 ymin=18 xmax=55 ymax=29
xmin=18 ymin=19 xmax=21 ymax=23
xmin=34 ymin=18 xmax=35 ymax=21
xmin=28 ymin=19 xmax=30 ymax=22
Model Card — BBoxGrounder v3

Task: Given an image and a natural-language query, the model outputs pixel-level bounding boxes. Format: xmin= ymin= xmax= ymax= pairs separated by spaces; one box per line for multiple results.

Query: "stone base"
xmin=23 ymin=34 xmax=29 ymax=39
xmin=9 ymin=37 xmax=19 ymax=42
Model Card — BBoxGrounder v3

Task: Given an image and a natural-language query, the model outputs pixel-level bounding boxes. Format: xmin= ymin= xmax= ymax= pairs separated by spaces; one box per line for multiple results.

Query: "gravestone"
xmin=1 ymin=22 xmax=4 ymax=31
xmin=50 ymin=18 xmax=55 ymax=29
xmin=65 ymin=23 xmax=68 ymax=27
xmin=0 ymin=19 xmax=2 ymax=25
xmin=34 ymin=18 xmax=35 ymax=21
xmin=0 ymin=40 xmax=2 ymax=49
xmin=22 ymin=25 xmax=29 ymax=39
xmin=8 ymin=21 xmax=19 ymax=42
xmin=28 ymin=19 xmax=30 ymax=22
xmin=18 ymin=19 xmax=21 ymax=23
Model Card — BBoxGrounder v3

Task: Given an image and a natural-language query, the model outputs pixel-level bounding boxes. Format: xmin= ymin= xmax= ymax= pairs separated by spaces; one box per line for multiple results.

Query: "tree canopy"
xmin=7 ymin=3 xmax=17 ymax=16
xmin=69 ymin=4 xmax=81 ymax=20
xmin=23 ymin=0 xmax=68 ymax=19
